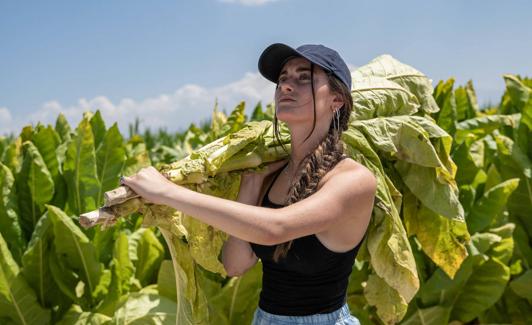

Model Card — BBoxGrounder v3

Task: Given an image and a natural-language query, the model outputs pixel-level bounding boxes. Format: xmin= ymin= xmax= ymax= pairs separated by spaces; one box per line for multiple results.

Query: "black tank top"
xmin=250 ymin=161 xmax=366 ymax=316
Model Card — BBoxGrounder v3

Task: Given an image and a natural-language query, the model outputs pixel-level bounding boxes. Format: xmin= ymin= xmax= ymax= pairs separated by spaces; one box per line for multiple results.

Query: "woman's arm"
xmin=222 ymin=236 xmax=258 ymax=277
xmin=121 ymin=161 xmax=377 ymax=246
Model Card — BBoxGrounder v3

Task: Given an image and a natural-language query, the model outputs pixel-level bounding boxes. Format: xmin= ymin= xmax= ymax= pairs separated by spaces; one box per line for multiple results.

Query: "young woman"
xmin=121 ymin=43 xmax=377 ymax=325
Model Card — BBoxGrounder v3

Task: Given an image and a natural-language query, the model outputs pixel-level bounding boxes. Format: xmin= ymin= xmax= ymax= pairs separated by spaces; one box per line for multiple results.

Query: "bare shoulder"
xmin=315 ymin=157 xmax=377 ymax=252
xmin=318 ymin=157 xmax=377 ymax=191
xmin=338 ymin=157 xmax=373 ymax=174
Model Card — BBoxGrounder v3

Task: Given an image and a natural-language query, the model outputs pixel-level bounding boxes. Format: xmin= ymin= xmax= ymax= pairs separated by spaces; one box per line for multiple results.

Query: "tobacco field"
xmin=0 ymin=55 xmax=531 ymax=325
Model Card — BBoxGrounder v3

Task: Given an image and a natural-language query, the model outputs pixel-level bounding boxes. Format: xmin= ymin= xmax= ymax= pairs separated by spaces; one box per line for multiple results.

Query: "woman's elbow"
xmin=260 ymin=218 xmax=285 ymax=245
xmin=224 ymin=265 xmax=245 ymax=277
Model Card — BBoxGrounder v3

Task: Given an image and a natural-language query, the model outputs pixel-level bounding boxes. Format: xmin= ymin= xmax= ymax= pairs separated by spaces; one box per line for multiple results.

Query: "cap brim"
xmin=258 ymin=43 xmax=302 ymax=84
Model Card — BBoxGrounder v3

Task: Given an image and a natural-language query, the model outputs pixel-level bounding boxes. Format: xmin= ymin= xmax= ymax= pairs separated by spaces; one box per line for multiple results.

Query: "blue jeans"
xmin=251 ymin=302 xmax=361 ymax=325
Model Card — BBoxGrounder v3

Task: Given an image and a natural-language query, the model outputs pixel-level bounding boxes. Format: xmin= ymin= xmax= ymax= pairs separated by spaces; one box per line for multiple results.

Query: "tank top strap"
xmin=263 ymin=161 xmax=289 ymax=205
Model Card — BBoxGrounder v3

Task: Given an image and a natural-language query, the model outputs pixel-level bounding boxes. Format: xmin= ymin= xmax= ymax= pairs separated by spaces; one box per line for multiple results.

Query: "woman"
xmin=121 ymin=43 xmax=377 ymax=325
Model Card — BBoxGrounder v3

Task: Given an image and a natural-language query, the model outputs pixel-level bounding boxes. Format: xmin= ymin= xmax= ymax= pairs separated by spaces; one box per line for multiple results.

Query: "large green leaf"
xmin=510 ymin=270 xmax=532 ymax=302
xmin=21 ymin=213 xmax=70 ymax=311
xmin=110 ymin=291 xmax=177 ymax=324
xmin=250 ymin=101 xmax=267 ymax=122
xmin=0 ymin=163 xmax=25 ymax=264
xmin=219 ymin=101 xmax=247 ymax=136
xmin=16 ymin=141 xmax=54 ymax=239
xmin=48 ymin=250 xmax=86 ymax=306
xmin=364 ymin=205 xmax=418 ymax=322
xmin=513 ymin=222 xmax=532 ymax=268
xmin=46 ymin=205 xmax=102 ymax=306
xmin=63 ymin=117 xmax=100 ymax=216
xmin=352 ymin=117 xmax=443 ymax=167
xmin=209 ymin=100 xmax=228 ymax=141
xmin=470 ymin=232 xmax=501 ymax=255
xmin=350 ymin=76 xmax=420 ymax=121
xmin=92 ymin=225 xmax=118 ymax=267
xmin=157 ymin=260 xmax=178 ymax=302
xmin=54 ymin=113 xmax=72 ymax=143
xmin=493 ymin=135 xmax=532 ymax=221
xmin=1 ymin=137 xmax=22 ymax=174
xmin=342 ymin=126 xmax=419 ymax=319
xmin=89 ymin=110 xmax=107 ymax=151
xmin=160 ymin=228 xmax=209 ymax=325
xmin=351 ymin=54 xmax=439 ymax=114
xmin=501 ymin=286 xmax=532 ymax=325
xmin=467 ymin=178 xmax=519 ymax=234
xmin=395 ymin=160 xmax=463 ymax=221
xmin=454 ymin=81 xmax=478 ymax=122
xmin=180 ymin=172 xmax=242 ymax=276
xmin=432 ymin=78 xmax=457 ymax=134
xmin=401 ymin=305 xmax=451 ymax=325
xmin=419 ymin=254 xmax=482 ymax=306
xmin=452 ymin=140 xmax=483 ymax=185
xmin=403 ymin=190 xmax=469 ymax=279
xmin=451 ymin=258 xmax=510 ymax=322
xmin=156 ymin=257 xmax=195 ymax=325
xmin=364 ymin=273 xmax=408 ymax=324
xmin=56 ymin=304 xmax=111 ymax=325
xmin=455 ymin=114 xmax=516 ymax=145
xmin=503 ymin=75 xmax=530 ymax=113
xmin=32 ymin=126 xmax=61 ymax=178
xmin=122 ymin=135 xmax=151 ymax=177
xmin=96 ymin=232 xmax=134 ymax=316
xmin=32 ymin=125 xmax=67 ymax=207
xmin=128 ymin=228 xmax=164 ymax=287
xmin=95 ymin=123 xmax=126 ymax=206
xmin=23 ymin=141 xmax=54 ymax=205
xmin=207 ymin=262 xmax=262 ymax=325
xmin=419 ymin=253 xmax=510 ymax=323
xmin=0 ymin=233 xmax=51 ymax=324
xmin=485 ymin=223 xmax=515 ymax=265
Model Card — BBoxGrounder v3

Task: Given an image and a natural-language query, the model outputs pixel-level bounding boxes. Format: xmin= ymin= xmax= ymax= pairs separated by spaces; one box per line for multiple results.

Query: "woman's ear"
xmin=331 ymin=93 xmax=344 ymax=112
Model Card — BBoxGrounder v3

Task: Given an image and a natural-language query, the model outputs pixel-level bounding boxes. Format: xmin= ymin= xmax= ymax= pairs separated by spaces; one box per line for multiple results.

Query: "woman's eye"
xmin=300 ymin=74 xmax=309 ymax=79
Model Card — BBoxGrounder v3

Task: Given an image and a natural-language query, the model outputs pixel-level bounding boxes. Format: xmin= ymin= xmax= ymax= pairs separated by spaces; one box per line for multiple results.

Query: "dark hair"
xmin=271 ymin=61 xmax=353 ymax=262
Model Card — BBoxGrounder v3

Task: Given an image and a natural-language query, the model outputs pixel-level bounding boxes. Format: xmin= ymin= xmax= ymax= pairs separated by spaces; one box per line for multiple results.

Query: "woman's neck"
xmin=286 ymin=120 xmax=331 ymax=173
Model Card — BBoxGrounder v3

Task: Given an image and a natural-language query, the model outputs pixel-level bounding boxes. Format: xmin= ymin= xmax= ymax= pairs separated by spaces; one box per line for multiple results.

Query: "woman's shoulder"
xmin=318 ymin=157 xmax=375 ymax=190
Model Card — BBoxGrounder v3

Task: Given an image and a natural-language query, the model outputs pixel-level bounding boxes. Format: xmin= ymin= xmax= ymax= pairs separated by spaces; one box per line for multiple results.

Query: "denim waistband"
xmin=252 ymin=302 xmax=356 ymax=324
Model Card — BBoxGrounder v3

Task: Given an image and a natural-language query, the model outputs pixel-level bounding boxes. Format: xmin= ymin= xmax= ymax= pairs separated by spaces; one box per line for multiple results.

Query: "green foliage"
xmin=0 ymin=54 xmax=529 ymax=324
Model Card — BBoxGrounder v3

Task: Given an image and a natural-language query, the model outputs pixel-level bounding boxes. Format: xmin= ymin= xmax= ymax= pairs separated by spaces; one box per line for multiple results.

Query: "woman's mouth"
xmin=279 ymin=96 xmax=295 ymax=102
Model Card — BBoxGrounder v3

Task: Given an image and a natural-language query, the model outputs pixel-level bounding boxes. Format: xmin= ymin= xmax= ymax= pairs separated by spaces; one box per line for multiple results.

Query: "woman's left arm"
xmin=121 ymin=165 xmax=377 ymax=245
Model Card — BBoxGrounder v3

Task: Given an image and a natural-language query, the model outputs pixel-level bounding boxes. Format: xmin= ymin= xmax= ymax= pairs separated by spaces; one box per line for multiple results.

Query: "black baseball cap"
xmin=258 ymin=43 xmax=351 ymax=90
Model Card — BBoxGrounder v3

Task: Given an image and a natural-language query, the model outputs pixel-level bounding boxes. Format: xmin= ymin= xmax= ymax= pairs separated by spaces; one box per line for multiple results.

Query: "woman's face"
xmin=274 ymin=57 xmax=340 ymax=125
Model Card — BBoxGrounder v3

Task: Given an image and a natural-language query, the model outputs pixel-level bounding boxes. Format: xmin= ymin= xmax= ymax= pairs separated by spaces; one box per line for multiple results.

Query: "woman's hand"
xmin=120 ymin=166 xmax=178 ymax=205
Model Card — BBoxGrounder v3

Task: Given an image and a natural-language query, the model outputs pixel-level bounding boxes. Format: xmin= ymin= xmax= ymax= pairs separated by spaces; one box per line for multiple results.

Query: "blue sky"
xmin=1 ymin=0 xmax=531 ymax=136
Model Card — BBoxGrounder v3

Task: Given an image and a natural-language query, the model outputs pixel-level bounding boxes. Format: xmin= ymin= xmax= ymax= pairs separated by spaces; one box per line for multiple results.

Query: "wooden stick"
xmin=104 ymin=186 xmax=138 ymax=207
xmin=79 ymin=207 xmax=117 ymax=229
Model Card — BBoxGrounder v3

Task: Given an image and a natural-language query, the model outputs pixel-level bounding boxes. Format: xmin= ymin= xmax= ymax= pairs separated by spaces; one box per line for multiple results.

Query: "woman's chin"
xmin=275 ymin=111 xmax=309 ymax=124
xmin=275 ymin=109 xmax=297 ymax=120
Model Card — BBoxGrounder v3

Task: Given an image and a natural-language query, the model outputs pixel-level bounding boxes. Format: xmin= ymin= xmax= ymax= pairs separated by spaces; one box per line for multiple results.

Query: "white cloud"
xmin=0 ymin=107 xmax=13 ymax=135
xmin=1 ymin=72 xmax=276 ymax=137
xmin=1 ymin=64 xmax=363 ymax=137
xmin=218 ymin=0 xmax=281 ymax=6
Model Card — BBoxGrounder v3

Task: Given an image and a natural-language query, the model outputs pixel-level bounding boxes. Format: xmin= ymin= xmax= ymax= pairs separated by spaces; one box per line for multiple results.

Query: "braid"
xmin=271 ymin=70 xmax=353 ymax=263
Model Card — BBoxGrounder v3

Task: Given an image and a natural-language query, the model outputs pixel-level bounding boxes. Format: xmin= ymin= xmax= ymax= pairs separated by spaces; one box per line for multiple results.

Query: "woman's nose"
xmin=278 ymin=80 xmax=293 ymax=93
